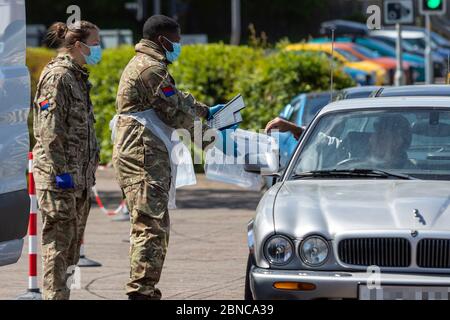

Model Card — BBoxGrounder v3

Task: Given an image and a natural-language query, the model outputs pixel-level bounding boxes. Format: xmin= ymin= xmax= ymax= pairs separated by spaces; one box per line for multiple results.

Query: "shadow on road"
xmin=177 ymin=189 xmax=261 ymax=210
xmin=91 ymin=189 xmax=262 ymax=211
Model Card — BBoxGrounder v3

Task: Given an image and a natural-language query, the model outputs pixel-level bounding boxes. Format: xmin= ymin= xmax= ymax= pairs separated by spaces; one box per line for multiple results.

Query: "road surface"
xmin=0 ymin=168 xmax=261 ymax=300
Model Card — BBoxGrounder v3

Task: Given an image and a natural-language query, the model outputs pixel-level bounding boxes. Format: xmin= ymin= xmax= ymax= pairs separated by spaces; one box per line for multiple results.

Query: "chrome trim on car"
xmin=334 ymin=231 xmax=450 ymax=273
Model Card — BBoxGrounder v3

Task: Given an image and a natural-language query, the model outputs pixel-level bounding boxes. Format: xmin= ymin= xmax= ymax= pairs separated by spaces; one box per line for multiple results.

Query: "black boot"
xmin=128 ymin=293 xmax=151 ymax=300
xmin=127 ymin=292 xmax=161 ymax=300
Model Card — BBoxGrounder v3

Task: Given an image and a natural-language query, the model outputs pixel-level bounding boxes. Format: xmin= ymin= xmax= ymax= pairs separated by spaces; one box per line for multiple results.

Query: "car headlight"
xmin=299 ymin=236 xmax=329 ymax=266
xmin=264 ymin=235 xmax=294 ymax=265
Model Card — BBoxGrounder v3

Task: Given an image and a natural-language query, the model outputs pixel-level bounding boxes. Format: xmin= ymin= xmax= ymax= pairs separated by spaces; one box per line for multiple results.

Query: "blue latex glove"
xmin=207 ymin=104 xmax=226 ymax=121
xmin=55 ymin=173 xmax=75 ymax=190
xmin=216 ymin=125 xmax=239 ymax=157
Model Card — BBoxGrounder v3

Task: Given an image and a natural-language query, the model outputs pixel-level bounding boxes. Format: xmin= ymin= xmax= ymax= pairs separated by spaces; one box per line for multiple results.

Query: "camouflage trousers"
xmin=36 ymin=189 xmax=91 ymax=300
xmin=123 ymin=182 xmax=170 ymax=299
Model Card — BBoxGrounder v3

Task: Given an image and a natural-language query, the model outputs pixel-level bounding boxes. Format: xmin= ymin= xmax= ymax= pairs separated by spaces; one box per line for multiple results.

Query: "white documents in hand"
xmin=207 ymin=94 xmax=245 ymax=130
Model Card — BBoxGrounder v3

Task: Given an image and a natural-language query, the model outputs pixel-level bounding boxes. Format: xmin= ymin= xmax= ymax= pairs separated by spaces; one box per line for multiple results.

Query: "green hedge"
xmin=170 ymin=44 xmax=263 ymax=106
xmin=26 ymin=44 xmax=354 ymax=164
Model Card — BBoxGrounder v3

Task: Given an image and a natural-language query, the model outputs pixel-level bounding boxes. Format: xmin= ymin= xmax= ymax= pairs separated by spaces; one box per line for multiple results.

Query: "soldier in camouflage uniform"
xmin=113 ymin=15 xmax=224 ymax=300
xmin=33 ymin=21 xmax=101 ymax=300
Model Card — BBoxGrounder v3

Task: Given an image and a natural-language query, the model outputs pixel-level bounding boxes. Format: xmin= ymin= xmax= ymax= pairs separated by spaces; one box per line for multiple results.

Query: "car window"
xmin=289 ymin=100 xmax=303 ymax=122
xmin=318 ymin=51 xmax=345 ymax=64
xmin=281 ymin=99 xmax=302 ymax=123
xmin=352 ymin=45 xmax=380 ymax=59
xmin=360 ymin=38 xmax=396 ymax=55
xmin=334 ymin=48 xmax=361 ymax=62
xmin=432 ymin=32 xmax=450 ymax=47
xmin=404 ymin=38 xmax=426 ymax=50
xmin=292 ymin=109 xmax=450 ymax=180
xmin=373 ymin=36 xmax=417 ymax=52
xmin=301 ymin=95 xmax=332 ymax=126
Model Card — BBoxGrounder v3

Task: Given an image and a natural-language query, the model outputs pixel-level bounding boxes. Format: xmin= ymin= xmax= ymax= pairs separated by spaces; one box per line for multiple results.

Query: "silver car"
xmin=0 ymin=0 xmax=31 ymax=267
xmin=245 ymin=97 xmax=450 ymax=300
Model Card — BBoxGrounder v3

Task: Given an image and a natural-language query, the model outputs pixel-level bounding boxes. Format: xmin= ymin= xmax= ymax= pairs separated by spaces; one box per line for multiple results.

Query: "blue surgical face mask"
xmin=162 ymin=36 xmax=182 ymax=63
xmin=81 ymin=43 xmax=102 ymax=65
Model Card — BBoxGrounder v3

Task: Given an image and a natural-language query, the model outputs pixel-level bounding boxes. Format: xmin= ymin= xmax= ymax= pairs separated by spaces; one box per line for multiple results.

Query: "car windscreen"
xmin=404 ymin=38 xmax=426 ymax=50
xmin=292 ymin=108 xmax=450 ymax=180
xmin=334 ymin=48 xmax=360 ymax=62
xmin=361 ymin=38 xmax=396 ymax=56
xmin=372 ymin=36 xmax=418 ymax=52
xmin=431 ymin=32 xmax=450 ymax=48
xmin=345 ymin=90 xmax=376 ymax=99
xmin=352 ymin=45 xmax=380 ymax=59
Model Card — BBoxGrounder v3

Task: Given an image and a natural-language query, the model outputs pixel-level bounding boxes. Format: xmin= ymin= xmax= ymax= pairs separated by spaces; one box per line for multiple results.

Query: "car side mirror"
xmin=244 ymin=162 xmax=264 ymax=174
xmin=243 ymin=153 xmax=280 ymax=175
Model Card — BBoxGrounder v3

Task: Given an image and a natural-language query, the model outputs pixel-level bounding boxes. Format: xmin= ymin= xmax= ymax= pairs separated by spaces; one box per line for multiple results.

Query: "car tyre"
xmin=244 ymin=253 xmax=254 ymax=301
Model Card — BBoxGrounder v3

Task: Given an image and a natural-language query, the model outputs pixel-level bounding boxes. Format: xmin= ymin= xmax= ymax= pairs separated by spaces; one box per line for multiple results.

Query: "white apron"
xmin=110 ymin=109 xmax=197 ymax=209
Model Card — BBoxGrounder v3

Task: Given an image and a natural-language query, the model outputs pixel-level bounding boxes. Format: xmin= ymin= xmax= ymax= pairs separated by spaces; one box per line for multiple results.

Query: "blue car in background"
xmin=276 ymin=92 xmax=334 ymax=166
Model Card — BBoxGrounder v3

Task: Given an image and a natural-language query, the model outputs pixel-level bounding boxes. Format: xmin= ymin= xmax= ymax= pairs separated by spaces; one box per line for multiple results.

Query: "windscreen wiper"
xmin=292 ymin=169 xmax=416 ymax=180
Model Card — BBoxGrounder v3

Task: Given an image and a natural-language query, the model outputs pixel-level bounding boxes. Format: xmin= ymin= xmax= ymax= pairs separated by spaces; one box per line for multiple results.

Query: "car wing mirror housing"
xmin=243 ymin=153 xmax=280 ymax=175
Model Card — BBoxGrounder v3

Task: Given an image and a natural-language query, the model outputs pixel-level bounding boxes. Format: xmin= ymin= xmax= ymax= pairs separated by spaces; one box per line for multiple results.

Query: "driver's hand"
xmin=265 ymin=117 xmax=304 ymax=140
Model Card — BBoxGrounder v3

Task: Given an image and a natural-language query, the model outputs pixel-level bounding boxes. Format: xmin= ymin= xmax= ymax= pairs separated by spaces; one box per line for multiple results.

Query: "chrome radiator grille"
xmin=338 ymin=238 xmax=411 ymax=267
xmin=417 ymin=239 xmax=450 ymax=269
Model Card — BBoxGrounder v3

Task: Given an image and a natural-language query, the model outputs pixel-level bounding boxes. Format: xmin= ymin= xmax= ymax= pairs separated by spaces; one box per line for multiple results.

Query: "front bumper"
xmin=250 ymin=267 xmax=450 ymax=300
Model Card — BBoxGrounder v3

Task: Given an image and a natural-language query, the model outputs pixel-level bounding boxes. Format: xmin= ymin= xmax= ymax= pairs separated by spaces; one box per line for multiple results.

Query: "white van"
xmin=0 ymin=0 xmax=31 ymax=266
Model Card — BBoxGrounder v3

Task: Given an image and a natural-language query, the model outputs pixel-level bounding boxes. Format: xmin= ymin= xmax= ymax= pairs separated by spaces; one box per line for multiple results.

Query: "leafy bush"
xmin=170 ymin=43 xmax=263 ymax=105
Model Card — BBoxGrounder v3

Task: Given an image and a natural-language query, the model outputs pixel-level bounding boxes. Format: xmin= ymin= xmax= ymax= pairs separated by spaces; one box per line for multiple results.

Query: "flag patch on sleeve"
xmin=162 ymin=86 xmax=176 ymax=97
xmin=39 ymin=100 xmax=50 ymax=111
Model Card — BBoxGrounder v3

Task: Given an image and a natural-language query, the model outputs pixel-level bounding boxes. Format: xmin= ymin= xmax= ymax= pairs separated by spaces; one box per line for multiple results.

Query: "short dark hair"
xmin=143 ymin=15 xmax=180 ymax=41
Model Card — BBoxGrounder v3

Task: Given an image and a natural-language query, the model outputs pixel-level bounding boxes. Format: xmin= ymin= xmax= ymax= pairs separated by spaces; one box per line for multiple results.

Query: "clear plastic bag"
xmin=205 ymin=149 xmax=263 ymax=190
xmin=204 ymin=129 xmax=279 ymax=191
xmin=110 ymin=110 xmax=197 ymax=209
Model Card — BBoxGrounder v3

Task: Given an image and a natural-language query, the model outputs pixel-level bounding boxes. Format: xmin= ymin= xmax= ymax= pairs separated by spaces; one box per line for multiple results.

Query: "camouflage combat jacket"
xmin=33 ymin=55 xmax=100 ymax=191
xmin=113 ymin=39 xmax=210 ymax=188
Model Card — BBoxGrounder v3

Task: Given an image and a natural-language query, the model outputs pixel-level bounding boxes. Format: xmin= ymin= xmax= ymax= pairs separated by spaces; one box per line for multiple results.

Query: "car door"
xmin=0 ymin=0 xmax=31 ymax=267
